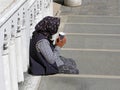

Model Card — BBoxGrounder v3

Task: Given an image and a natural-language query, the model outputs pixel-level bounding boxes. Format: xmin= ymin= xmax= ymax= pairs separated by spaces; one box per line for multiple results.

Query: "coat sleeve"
xmin=36 ymin=39 xmax=64 ymax=67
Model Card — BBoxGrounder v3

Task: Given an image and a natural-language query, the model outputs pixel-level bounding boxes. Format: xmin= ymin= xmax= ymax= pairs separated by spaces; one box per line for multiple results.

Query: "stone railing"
xmin=0 ymin=0 xmax=53 ymax=90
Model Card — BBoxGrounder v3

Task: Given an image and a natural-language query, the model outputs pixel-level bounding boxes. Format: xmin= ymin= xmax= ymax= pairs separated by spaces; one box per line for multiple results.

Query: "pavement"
xmin=39 ymin=0 xmax=120 ymax=90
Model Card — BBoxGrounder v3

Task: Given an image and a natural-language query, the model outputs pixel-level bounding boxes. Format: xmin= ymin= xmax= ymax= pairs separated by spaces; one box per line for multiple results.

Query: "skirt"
xmin=58 ymin=56 xmax=79 ymax=74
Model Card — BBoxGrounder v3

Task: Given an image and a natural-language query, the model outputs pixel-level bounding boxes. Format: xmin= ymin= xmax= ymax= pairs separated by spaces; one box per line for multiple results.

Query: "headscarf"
xmin=33 ymin=16 xmax=60 ymax=38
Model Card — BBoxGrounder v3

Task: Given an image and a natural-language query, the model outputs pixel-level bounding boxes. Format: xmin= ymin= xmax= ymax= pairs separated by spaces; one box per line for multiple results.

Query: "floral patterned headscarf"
xmin=33 ymin=16 xmax=60 ymax=37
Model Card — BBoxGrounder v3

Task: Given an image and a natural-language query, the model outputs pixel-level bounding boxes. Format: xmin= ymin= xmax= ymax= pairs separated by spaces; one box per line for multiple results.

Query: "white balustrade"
xmin=0 ymin=0 xmax=53 ymax=90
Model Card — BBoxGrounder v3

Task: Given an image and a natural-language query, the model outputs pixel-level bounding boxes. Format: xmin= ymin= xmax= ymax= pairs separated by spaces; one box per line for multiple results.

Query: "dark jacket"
xmin=28 ymin=33 xmax=59 ymax=75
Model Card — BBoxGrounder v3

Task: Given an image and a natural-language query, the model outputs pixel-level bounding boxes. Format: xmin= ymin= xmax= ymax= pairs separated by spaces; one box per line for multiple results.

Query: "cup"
xmin=59 ymin=32 xmax=65 ymax=40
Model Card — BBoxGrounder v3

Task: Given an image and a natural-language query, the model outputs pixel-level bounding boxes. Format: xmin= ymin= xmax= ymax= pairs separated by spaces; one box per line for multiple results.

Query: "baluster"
xmin=15 ymin=13 xmax=24 ymax=82
xmin=34 ymin=1 xmax=39 ymax=23
xmin=37 ymin=0 xmax=40 ymax=15
xmin=35 ymin=0 xmax=42 ymax=23
xmin=38 ymin=0 xmax=43 ymax=20
xmin=46 ymin=0 xmax=53 ymax=16
xmin=2 ymin=26 xmax=12 ymax=90
xmin=9 ymin=20 xmax=18 ymax=90
xmin=42 ymin=0 xmax=45 ymax=17
xmin=44 ymin=0 xmax=47 ymax=8
xmin=40 ymin=0 xmax=45 ymax=18
xmin=21 ymin=7 xmax=29 ymax=72
xmin=25 ymin=5 xmax=31 ymax=60
xmin=34 ymin=4 xmax=37 ymax=21
xmin=0 ymin=27 xmax=6 ymax=90
xmin=30 ymin=10 xmax=33 ymax=27
xmin=40 ymin=0 xmax=42 ymax=13
xmin=29 ymin=9 xmax=35 ymax=37
xmin=43 ymin=0 xmax=51 ymax=17
xmin=0 ymin=54 xmax=6 ymax=90
xmin=43 ymin=0 xmax=47 ymax=17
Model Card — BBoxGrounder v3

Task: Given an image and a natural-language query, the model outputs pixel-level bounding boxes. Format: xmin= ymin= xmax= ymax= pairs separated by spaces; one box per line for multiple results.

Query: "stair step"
xmin=18 ymin=73 xmax=41 ymax=90
xmin=39 ymin=76 xmax=120 ymax=90
xmin=64 ymin=35 xmax=120 ymax=49
xmin=66 ymin=15 xmax=120 ymax=24
xmin=64 ymin=24 xmax=120 ymax=34
xmin=61 ymin=50 xmax=120 ymax=76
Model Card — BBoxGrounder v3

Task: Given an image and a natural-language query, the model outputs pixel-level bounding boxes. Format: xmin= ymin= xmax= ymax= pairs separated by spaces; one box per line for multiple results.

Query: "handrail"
xmin=0 ymin=0 xmax=16 ymax=15
xmin=0 ymin=0 xmax=27 ymax=27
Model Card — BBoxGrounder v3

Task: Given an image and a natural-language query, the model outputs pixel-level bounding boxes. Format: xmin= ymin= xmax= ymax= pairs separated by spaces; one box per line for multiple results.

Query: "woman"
xmin=28 ymin=16 xmax=79 ymax=75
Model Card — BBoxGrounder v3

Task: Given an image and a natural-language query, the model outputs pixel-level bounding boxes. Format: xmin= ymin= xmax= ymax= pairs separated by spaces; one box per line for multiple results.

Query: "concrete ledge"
xmin=19 ymin=73 xmax=41 ymax=90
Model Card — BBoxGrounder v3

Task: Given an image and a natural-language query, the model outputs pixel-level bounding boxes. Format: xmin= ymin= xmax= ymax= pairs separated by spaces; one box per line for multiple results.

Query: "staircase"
xmin=39 ymin=0 xmax=120 ymax=90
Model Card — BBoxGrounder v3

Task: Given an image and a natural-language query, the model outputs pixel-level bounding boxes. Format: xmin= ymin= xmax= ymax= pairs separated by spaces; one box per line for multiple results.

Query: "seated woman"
xmin=28 ymin=16 xmax=79 ymax=75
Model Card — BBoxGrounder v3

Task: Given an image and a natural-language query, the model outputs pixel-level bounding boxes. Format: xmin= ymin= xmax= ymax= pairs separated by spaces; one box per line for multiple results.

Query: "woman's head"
xmin=34 ymin=16 xmax=60 ymax=37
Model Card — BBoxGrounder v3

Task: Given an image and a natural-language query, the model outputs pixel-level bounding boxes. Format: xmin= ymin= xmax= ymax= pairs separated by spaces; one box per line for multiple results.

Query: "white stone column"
xmin=43 ymin=0 xmax=47 ymax=17
xmin=43 ymin=0 xmax=53 ymax=17
xmin=39 ymin=0 xmax=43 ymax=19
xmin=35 ymin=0 xmax=43 ymax=23
xmin=21 ymin=4 xmax=29 ymax=72
xmin=26 ymin=2 xmax=31 ymax=67
xmin=27 ymin=0 xmax=35 ymax=38
xmin=15 ymin=13 xmax=24 ymax=82
xmin=2 ymin=23 xmax=12 ymax=90
xmin=9 ymin=19 xmax=18 ymax=90
xmin=0 ymin=27 xmax=6 ymax=90
xmin=2 ymin=55 xmax=11 ymax=90
xmin=0 ymin=53 xmax=6 ymax=90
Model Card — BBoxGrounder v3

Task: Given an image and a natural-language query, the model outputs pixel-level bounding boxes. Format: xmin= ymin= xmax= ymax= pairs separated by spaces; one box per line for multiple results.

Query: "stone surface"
xmin=61 ymin=0 xmax=120 ymax=16
xmin=64 ymin=35 xmax=120 ymax=49
xmin=39 ymin=77 xmax=120 ymax=90
xmin=38 ymin=0 xmax=120 ymax=90
xmin=19 ymin=73 xmax=41 ymax=90
xmin=66 ymin=16 xmax=120 ymax=24
xmin=61 ymin=50 xmax=120 ymax=75
xmin=64 ymin=24 xmax=120 ymax=34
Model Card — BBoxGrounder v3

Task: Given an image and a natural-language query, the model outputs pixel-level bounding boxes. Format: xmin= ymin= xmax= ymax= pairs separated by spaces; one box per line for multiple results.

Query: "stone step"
xmin=64 ymin=24 xmax=120 ymax=34
xmin=61 ymin=50 xmax=120 ymax=76
xmin=39 ymin=76 xmax=120 ymax=90
xmin=60 ymin=0 xmax=120 ymax=16
xmin=18 ymin=73 xmax=41 ymax=90
xmin=66 ymin=15 xmax=120 ymax=24
xmin=64 ymin=35 xmax=120 ymax=49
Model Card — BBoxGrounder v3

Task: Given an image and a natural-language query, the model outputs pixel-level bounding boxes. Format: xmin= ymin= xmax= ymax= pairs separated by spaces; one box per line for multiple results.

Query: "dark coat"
xmin=28 ymin=33 xmax=59 ymax=75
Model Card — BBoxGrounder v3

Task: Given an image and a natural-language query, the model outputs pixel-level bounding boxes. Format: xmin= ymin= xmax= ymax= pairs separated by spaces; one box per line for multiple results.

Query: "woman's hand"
xmin=55 ymin=36 xmax=67 ymax=48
